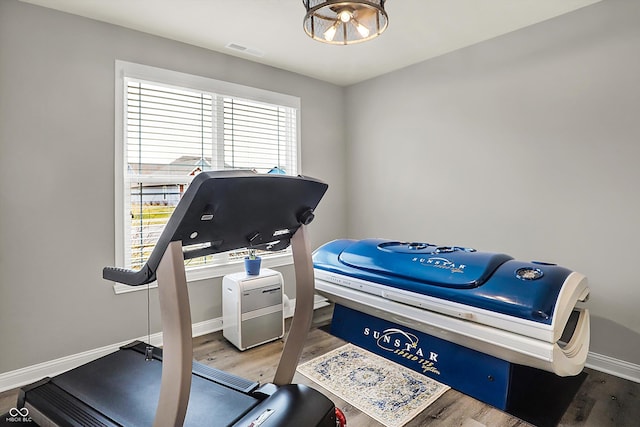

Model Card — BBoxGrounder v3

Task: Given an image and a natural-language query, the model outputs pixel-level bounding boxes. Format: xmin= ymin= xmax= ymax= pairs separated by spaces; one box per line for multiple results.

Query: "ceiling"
xmin=20 ymin=0 xmax=600 ymax=86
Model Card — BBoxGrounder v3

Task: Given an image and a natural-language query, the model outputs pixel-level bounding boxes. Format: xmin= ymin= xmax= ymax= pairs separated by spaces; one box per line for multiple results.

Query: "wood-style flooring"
xmin=1 ymin=305 xmax=638 ymax=426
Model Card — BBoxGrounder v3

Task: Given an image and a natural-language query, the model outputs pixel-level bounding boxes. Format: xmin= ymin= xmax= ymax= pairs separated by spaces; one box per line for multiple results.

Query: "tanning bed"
xmin=313 ymin=238 xmax=590 ymax=411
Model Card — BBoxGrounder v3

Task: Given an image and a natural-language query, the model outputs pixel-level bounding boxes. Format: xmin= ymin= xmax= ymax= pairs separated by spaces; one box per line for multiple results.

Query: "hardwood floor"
xmin=2 ymin=305 xmax=639 ymax=426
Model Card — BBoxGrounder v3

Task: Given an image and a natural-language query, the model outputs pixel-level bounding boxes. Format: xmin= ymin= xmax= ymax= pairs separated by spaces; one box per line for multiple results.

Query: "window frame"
xmin=113 ymin=61 xmax=301 ymax=294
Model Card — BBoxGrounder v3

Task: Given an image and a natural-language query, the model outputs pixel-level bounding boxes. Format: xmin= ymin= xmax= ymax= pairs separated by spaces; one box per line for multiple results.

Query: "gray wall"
xmin=345 ymin=0 xmax=640 ymax=364
xmin=2 ymin=0 xmax=639 ymax=376
xmin=0 ymin=0 xmax=346 ymax=373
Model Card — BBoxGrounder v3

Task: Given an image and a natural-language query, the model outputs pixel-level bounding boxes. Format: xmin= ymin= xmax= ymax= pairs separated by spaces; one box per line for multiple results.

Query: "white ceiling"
xmin=20 ymin=0 xmax=600 ymax=86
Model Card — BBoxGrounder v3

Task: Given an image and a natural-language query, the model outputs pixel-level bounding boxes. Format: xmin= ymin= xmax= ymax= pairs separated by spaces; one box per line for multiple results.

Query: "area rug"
xmin=297 ymin=343 xmax=449 ymax=427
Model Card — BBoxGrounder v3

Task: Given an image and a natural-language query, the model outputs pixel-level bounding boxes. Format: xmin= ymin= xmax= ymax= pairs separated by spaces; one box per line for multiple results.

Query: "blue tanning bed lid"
xmin=338 ymin=240 xmax=513 ymax=289
xmin=314 ymin=238 xmax=581 ymax=325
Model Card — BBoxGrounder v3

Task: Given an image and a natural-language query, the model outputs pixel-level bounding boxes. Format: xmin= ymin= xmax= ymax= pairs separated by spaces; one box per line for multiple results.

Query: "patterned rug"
xmin=297 ymin=343 xmax=450 ymax=427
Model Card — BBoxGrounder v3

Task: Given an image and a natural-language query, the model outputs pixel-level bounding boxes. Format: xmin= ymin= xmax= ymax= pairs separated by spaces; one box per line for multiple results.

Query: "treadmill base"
xmin=18 ymin=342 xmax=336 ymax=427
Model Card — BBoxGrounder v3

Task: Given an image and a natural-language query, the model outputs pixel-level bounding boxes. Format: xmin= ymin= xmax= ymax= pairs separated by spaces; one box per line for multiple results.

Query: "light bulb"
xmin=324 ymin=23 xmax=338 ymax=41
xmin=355 ymin=21 xmax=370 ymax=38
xmin=338 ymin=10 xmax=352 ymax=23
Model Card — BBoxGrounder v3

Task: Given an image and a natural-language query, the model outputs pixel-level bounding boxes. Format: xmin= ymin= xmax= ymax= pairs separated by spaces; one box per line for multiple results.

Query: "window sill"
xmin=112 ymin=252 xmax=294 ymax=295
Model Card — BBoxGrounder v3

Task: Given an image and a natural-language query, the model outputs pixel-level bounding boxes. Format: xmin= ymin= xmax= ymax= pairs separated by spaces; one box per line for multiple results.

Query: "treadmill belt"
xmin=52 ymin=348 xmax=259 ymax=426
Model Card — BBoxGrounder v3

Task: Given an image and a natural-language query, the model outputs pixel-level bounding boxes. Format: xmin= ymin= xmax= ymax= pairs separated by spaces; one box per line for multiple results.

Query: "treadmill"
xmin=18 ymin=170 xmax=337 ymax=427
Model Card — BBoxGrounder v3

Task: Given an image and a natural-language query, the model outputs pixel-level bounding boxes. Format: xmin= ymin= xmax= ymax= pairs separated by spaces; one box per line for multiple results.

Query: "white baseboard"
xmin=0 ymin=296 xmax=330 ymax=393
xmin=586 ymin=352 xmax=640 ymax=384
xmin=0 ymin=340 xmax=131 ymax=394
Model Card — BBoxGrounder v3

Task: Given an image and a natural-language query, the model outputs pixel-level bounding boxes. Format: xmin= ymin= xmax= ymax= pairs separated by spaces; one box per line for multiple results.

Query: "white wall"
xmin=345 ymin=0 xmax=640 ymax=364
xmin=0 ymin=0 xmax=346 ymax=373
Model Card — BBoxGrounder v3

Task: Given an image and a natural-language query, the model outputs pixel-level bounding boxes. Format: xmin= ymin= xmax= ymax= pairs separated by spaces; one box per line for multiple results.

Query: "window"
xmin=114 ymin=62 xmax=300 ymax=291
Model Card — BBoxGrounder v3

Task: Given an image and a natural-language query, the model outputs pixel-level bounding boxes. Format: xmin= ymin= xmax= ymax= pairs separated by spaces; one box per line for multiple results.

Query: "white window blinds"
xmin=123 ymin=77 xmax=298 ymax=271
xmin=223 ymin=97 xmax=297 ymax=174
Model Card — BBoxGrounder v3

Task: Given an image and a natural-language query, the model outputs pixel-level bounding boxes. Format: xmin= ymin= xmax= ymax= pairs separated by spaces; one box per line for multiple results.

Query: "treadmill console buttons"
xmin=515 ymin=267 xmax=544 ymax=281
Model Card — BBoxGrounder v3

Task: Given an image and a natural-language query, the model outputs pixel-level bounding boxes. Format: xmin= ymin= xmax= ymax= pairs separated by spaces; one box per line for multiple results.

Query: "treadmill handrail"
xmin=103 ymin=264 xmax=153 ymax=285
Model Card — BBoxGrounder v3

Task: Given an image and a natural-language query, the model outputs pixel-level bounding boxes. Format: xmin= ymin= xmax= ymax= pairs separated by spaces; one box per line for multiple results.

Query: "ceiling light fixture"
xmin=303 ymin=0 xmax=388 ymax=45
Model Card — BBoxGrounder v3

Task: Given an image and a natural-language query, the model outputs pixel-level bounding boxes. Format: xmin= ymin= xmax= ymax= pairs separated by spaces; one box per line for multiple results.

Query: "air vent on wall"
xmin=225 ymin=42 xmax=264 ymax=57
